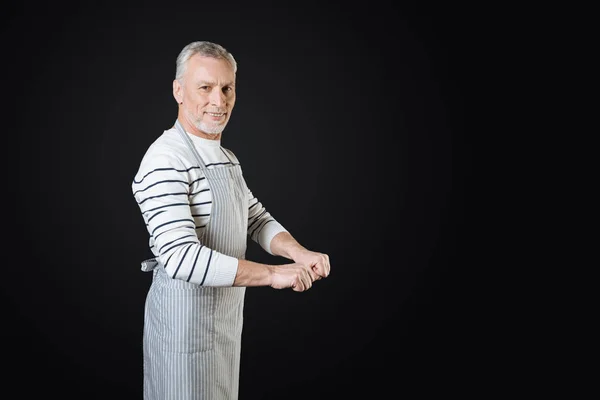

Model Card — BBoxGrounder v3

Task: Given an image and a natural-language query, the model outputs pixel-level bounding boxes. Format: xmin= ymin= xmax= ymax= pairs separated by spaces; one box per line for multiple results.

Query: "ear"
xmin=173 ymin=79 xmax=183 ymax=104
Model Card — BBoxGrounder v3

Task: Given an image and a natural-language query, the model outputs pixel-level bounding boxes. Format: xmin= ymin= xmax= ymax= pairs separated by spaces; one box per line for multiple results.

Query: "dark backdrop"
xmin=3 ymin=2 xmax=474 ymax=398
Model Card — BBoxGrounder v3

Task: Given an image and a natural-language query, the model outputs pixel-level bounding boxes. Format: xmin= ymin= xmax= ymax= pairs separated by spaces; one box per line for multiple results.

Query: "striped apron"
xmin=140 ymin=120 xmax=248 ymax=400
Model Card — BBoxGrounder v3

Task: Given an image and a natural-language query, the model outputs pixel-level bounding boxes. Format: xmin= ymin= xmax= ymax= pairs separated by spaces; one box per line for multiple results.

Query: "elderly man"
xmin=131 ymin=41 xmax=330 ymax=400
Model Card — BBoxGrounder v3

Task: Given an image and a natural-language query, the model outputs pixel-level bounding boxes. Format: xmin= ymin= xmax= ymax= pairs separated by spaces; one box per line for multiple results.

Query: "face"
xmin=173 ymin=54 xmax=236 ymax=138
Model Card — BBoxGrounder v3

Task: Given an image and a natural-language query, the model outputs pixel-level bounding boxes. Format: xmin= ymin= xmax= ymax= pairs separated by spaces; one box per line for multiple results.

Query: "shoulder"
xmin=140 ymin=128 xmax=196 ymax=167
xmin=134 ymin=128 xmax=202 ymax=181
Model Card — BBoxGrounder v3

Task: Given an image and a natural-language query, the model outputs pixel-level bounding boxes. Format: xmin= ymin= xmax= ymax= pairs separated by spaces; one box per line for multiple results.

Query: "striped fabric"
xmin=140 ymin=121 xmax=256 ymax=399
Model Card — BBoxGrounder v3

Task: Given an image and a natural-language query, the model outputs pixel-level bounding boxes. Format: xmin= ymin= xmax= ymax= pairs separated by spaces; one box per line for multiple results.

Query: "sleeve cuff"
xmin=260 ymin=221 xmax=288 ymax=255
xmin=205 ymin=252 xmax=239 ymax=287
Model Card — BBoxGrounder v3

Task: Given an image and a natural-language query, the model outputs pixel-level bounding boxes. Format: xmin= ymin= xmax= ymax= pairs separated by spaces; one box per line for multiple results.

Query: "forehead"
xmin=186 ymin=54 xmax=235 ymax=83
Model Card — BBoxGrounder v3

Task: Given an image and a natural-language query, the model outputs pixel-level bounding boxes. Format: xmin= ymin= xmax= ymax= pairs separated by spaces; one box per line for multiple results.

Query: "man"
xmin=131 ymin=41 xmax=330 ymax=400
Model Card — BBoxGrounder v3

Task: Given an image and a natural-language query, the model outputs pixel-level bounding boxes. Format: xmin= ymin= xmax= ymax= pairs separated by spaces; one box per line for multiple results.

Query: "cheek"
xmin=187 ymin=92 xmax=205 ymax=103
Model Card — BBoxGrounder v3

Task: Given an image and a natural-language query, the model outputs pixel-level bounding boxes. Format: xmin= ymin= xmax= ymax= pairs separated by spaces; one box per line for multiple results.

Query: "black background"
xmin=3 ymin=1 xmax=476 ymax=398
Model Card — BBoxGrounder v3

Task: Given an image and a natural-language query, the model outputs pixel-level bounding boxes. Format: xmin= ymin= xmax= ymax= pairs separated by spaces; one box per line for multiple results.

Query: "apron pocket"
xmin=161 ymin=288 xmax=215 ymax=353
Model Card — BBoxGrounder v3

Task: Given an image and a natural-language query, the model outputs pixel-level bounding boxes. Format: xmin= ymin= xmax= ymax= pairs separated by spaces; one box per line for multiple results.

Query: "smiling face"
xmin=173 ymin=54 xmax=236 ymax=140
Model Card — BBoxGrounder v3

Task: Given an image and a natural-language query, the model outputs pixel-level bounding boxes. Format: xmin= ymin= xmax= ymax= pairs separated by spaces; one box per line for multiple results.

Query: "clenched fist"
xmin=270 ymin=263 xmax=316 ymax=292
xmin=292 ymin=249 xmax=330 ymax=281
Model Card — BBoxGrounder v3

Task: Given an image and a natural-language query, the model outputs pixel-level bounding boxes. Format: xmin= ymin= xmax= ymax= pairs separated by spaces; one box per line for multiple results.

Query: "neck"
xmin=177 ymin=111 xmax=222 ymax=141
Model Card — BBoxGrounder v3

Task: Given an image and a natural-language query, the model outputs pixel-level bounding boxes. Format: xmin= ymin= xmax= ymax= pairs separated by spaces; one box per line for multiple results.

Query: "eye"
xmin=223 ymin=87 xmax=234 ymax=93
xmin=199 ymin=86 xmax=209 ymax=91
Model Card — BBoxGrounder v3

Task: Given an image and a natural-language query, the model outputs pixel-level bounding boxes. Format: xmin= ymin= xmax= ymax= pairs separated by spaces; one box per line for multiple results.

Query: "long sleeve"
xmin=132 ymin=147 xmax=238 ymax=287
xmin=246 ymin=189 xmax=288 ymax=255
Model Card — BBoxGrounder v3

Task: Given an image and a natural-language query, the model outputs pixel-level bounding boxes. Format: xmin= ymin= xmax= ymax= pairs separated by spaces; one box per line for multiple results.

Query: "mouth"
xmin=205 ymin=111 xmax=226 ymax=118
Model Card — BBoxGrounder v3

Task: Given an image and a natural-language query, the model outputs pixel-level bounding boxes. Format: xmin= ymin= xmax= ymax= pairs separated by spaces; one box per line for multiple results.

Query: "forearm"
xmin=233 ymin=259 xmax=273 ymax=287
xmin=269 ymin=231 xmax=307 ymax=261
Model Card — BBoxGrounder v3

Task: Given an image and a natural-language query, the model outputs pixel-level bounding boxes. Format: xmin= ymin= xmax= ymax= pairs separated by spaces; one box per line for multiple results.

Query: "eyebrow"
xmin=196 ymin=81 xmax=235 ymax=87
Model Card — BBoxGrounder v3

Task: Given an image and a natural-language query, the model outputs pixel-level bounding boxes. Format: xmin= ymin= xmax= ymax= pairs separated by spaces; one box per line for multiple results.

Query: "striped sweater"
xmin=131 ymin=127 xmax=287 ymax=287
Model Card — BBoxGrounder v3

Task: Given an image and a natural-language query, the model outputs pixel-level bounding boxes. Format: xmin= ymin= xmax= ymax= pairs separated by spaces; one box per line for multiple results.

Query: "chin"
xmin=198 ymin=123 xmax=226 ymax=135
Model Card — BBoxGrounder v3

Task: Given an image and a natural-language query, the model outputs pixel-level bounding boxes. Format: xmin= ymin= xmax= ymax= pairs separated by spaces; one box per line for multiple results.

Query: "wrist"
xmin=288 ymin=246 xmax=307 ymax=262
xmin=265 ymin=264 xmax=274 ymax=287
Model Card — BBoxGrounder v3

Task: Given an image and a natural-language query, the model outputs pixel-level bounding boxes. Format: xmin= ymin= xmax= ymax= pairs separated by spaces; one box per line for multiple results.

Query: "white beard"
xmin=195 ymin=119 xmax=225 ymax=135
xmin=185 ymin=108 xmax=227 ymax=135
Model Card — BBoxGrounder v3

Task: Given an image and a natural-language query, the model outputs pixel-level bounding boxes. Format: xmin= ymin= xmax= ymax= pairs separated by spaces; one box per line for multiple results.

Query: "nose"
xmin=210 ymin=88 xmax=226 ymax=107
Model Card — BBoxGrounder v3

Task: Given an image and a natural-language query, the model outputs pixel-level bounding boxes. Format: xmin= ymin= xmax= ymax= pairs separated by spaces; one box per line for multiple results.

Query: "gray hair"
xmin=175 ymin=41 xmax=237 ymax=82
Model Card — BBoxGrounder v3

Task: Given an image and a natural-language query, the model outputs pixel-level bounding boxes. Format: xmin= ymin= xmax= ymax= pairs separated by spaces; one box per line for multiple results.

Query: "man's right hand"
xmin=270 ymin=263 xmax=319 ymax=292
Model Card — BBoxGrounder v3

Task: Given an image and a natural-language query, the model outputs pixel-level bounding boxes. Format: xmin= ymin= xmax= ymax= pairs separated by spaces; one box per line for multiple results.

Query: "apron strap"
xmin=174 ymin=119 xmax=208 ymax=170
